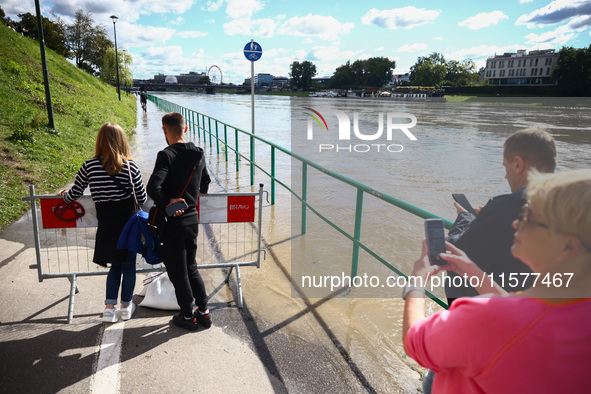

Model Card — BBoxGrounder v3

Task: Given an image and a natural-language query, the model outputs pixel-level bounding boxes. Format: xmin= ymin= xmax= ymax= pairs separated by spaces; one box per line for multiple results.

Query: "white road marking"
xmin=91 ymin=321 xmax=124 ymax=394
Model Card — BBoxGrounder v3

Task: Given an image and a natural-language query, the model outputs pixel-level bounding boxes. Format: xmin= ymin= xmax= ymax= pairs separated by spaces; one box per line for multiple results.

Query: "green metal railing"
xmin=148 ymin=94 xmax=452 ymax=308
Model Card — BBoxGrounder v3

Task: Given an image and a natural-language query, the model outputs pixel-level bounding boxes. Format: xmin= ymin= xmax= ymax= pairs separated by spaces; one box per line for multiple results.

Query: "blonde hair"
xmin=526 ymin=169 xmax=591 ymax=248
xmin=95 ymin=123 xmax=132 ymax=175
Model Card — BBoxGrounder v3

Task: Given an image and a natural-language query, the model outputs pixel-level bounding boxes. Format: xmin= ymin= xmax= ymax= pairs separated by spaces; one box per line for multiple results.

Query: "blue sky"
xmin=3 ymin=0 xmax=591 ymax=83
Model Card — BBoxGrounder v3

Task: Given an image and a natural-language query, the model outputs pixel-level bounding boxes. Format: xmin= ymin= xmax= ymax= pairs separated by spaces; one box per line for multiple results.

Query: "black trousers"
xmin=161 ymin=216 xmax=208 ymax=317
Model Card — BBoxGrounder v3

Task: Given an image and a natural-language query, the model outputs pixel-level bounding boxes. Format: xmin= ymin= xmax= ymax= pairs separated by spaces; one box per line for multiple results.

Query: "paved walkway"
xmin=0 ymin=100 xmax=422 ymax=393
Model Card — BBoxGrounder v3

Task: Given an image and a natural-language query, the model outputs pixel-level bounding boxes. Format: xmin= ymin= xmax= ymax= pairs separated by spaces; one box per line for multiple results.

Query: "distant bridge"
xmin=132 ymin=82 xmax=262 ymax=93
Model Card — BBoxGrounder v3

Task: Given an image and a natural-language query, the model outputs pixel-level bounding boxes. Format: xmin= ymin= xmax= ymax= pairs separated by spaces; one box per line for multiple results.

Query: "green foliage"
xmin=66 ymin=9 xmax=112 ymax=74
xmin=101 ymin=47 xmax=133 ymax=88
xmin=552 ymin=45 xmax=591 ymax=96
xmin=410 ymin=53 xmax=478 ymax=88
xmin=330 ymin=57 xmax=396 ymax=88
xmin=16 ymin=12 xmax=70 ymax=57
xmin=0 ymin=23 xmax=136 ymax=231
xmin=289 ymin=61 xmax=317 ymax=90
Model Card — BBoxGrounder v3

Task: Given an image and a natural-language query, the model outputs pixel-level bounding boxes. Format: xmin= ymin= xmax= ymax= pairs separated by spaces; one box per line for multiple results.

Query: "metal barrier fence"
xmin=148 ymin=95 xmax=453 ymax=308
xmin=22 ymin=184 xmax=265 ymax=323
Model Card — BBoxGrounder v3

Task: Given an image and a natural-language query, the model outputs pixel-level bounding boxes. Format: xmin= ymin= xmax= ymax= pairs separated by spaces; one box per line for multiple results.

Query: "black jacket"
xmin=147 ymin=142 xmax=210 ymax=219
xmin=445 ymin=187 xmax=532 ymax=304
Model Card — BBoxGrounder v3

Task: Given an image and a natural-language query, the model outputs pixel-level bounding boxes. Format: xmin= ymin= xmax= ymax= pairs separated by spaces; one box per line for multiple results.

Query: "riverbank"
xmin=0 ymin=24 xmax=137 ymax=231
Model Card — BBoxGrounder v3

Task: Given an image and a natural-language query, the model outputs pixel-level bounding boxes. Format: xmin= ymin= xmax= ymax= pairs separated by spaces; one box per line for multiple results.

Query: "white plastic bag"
xmin=138 ymin=272 xmax=180 ymax=310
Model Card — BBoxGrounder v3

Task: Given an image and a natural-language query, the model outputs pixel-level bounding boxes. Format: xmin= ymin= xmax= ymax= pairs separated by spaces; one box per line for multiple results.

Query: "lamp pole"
xmin=110 ymin=15 xmax=121 ymax=101
xmin=35 ymin=0 xmax=55 ymax=128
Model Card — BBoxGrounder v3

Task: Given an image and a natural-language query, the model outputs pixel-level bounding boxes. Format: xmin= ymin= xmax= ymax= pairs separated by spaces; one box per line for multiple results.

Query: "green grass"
xmin=0 ymin=24 xmax=137 ymax=231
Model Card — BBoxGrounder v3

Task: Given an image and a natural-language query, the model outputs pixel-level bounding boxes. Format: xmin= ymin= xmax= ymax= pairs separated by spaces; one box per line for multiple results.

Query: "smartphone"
xmin=424 ymin=219 xmax=447 ymax=266
xmin=452 ymin=193 xmax=476 ymax=214
xmin=165 ymin=201 xmax=188 ymax=216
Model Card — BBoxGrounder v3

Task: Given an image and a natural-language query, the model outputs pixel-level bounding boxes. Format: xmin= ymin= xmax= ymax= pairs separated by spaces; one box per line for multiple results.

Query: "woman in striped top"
xmin=59 ymin=123 xmax=147 ymax=323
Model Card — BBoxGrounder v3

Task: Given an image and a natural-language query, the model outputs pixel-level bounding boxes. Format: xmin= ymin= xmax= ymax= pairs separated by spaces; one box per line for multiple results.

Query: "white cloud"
xmin=397 ymin=43 xmax=428 ymax=52
xmin=516 ymin=0 xmax=591 ymax=28
xmin=296 ymin=45 xmax=366 ymax=63
xmin=116 ymin=22 xmax=176 ymax=49
xmin=520 ymin=0 xmax=534 ymax=3
xmin=446 ymin=44 xmax=521 ymax=63
xmin=375 ymin=46 xmax=384 ymax=51
xmin=170 ymin=17 xmax=184 ymax=26
xmin=361 ymin=7 xmax=440 ymax=30
xmin=176 ymin=31 xmax=209 ymax=38
xmin=223 ymin=18 xmax=278 ymax=38
xmin=205 ymin=0 xmax=224 ymax=12
xmin=524 ymin=24 xmax=577 ymax=45
xmin=458 ymin=11 xmax=509 ymax=30
xmin=278 ymin=14 xmax=354 ymax=41
xmin=225 ymin=0 xmax=264 ymax=19
xmin=434 ymin=37 xmax=444 ymax=41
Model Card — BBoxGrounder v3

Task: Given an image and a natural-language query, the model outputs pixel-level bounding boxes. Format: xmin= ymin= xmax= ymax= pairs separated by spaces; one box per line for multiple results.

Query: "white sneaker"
xmin=120 ymin=303 xmax=136 ymax=321
xmin=103 ymin=307 xmax=118 ymax=323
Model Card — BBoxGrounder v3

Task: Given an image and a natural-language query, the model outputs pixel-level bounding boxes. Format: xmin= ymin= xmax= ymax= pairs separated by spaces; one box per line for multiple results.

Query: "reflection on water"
xmin=132 ymin=93 xmax=591 ymax=391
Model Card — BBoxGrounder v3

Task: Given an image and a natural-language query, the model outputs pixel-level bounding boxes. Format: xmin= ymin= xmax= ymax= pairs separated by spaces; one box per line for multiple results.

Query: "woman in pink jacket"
xmin=403 ymin=169 xmax=591 ymax=393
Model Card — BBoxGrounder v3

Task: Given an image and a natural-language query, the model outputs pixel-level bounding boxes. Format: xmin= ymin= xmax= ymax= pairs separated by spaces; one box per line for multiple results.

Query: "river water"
xmin=132 ymin=93 xmax=591 ymax=392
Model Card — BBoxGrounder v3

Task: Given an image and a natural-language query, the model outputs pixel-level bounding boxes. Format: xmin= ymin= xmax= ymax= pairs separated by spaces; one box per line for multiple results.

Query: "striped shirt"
xmin=64 ymin=158 xmax=147 ymax=205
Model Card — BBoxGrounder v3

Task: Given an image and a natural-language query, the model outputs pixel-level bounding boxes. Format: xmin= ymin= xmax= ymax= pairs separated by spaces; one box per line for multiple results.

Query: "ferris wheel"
xmin=207 ymin=65 xmax=223 ymax=85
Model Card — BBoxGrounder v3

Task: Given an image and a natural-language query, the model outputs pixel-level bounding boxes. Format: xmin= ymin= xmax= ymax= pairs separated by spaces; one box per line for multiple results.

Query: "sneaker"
xmin=120 ymin=303 xmax=136 ymax=321
xmin=194 ymin=310 xmax=212 ymax=329
xmin=103 ymin=308 xmax=118 ymax=323
xmin=171 ymin=314 xmax=199 ymax=331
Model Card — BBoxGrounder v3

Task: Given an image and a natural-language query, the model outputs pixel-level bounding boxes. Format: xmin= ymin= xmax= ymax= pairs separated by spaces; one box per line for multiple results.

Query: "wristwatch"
xmin=402 ymin=286 xmax=425 ymax=300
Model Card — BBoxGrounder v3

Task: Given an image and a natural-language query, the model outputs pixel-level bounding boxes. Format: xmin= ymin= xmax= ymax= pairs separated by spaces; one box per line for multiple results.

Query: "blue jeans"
xmin=105 ymin=252 xmax=136 ymax=306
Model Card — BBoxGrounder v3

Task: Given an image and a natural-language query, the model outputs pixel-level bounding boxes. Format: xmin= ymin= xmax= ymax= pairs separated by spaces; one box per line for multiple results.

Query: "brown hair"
xmin=503 ymin=128 xmax=557 ymax=173
xmin=162 ymin=112 xmax=185 ymax=136
xmin=95 ymin=122 xmax=132 ymax=175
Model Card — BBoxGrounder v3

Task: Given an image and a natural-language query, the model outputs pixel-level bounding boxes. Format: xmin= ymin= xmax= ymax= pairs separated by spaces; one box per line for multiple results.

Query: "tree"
xmin=445 ymin=59 xmax=476 ymax=87
xmin=330 ymin=57 xmax=396 ymax=88
xmin=552 ymin=45 xmax=591 ymax=96
xmin=101 ymin=48 xmax=133 ymax=89
xmin=198 ymin=76 xmax=211 ymax=84
xmin=412 ymin=60 xmax=446 ymax=87
xmin=289 ymin=61 xmax=317 ymax=90
xmin=329 ymin=61 xmax=354 ymax=88
xmin=66 ymin=9 xmax=112 ymax=74
xmin=362 ymin=56 xmax=396 ymax=87
xmin=410 ymin=52 xmax=446 ymax=83
xmin=17 ymin=12 xmax=69 ymax=57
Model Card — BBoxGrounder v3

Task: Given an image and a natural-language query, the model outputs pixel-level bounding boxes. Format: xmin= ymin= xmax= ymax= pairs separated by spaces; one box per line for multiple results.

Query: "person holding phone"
xmin=403 ymin=169 xmax=591 ymax=393
xmin=147 ymin=112 xmax=212 ymax=331
xmin=59 ymin=123 xmax=147 ymax=322
xmin=445 ymin=128 xmax=557 ymax=305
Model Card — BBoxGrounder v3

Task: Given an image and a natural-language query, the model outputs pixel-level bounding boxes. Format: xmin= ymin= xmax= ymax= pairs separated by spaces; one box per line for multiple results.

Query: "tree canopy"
xmin=552 ymin=45 xmax=591 ymax=96
xmin=410 ymin=52 xmax=478 ymax=87
xmin=329 ymin=57 xmax=396 ymax=88
xmin=289 ymin=61 xmax=317 ymax=90
xmin=101 ymin=48 xmax=133 ymax=89
xmin=66 ymin=9 xmax=112 ymax=74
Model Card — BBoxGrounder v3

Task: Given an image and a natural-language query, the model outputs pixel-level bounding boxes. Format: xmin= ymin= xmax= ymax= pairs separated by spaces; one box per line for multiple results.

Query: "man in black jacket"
xmin=147 ymin=112 xmax=212 ymax=331
xmin=445 ymin=128 xmax=556 ymax=306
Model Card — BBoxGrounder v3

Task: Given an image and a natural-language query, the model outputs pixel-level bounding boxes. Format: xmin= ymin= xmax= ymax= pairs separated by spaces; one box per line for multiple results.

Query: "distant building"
xmin=272 ymin=76 xmax=289 ymax=87
xmin=483 ymin=49 xmax=558 ymax=86
xmin=164 ymin=75 xmax=178 ymax=84
xmin=254 ymin=73 xmax=273 ymax=86
xmin=312 ymin=77 xmax=332 ymax=86
xmin=153 ymin=71 xmax=207 ymax=84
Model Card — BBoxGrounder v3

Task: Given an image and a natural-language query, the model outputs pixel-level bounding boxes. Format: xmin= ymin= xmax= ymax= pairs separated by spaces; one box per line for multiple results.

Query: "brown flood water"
xmin=132 ymin=94 xmax=591 ymax=392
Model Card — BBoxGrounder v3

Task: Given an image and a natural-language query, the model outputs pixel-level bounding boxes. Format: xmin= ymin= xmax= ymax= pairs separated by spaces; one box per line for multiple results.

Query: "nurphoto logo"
xmin=302 ymin=107 xmax=418 ymax=153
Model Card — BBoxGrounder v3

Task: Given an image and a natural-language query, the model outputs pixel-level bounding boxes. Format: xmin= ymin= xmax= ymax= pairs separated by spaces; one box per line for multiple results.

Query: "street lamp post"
xmin=110 ymin=15 xmax=121 ymax=101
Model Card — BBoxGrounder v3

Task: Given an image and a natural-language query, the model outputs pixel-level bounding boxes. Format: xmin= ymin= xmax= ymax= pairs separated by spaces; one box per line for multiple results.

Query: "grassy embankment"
xmin=0 ymin=24 xmax=137 ymax=231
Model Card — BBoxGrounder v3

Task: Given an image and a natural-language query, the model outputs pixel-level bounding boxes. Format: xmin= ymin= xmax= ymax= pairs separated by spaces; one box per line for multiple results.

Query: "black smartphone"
xmin=452 ymin=193 xmax=476 ymax=214
xmin=424 ymin=219 xmax=446 ymax=266
xmin=165 ymin=201 xmax=188 ymax=216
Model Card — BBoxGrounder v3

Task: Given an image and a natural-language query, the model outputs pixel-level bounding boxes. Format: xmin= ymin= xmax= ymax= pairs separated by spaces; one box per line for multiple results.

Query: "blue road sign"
xmin=244 ymin=41 xmax=263 ymax=62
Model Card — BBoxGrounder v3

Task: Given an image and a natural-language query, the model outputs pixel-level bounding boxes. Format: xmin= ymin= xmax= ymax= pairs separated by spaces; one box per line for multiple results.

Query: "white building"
xmin=483 ymin=49 xmax=558 ymax=86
